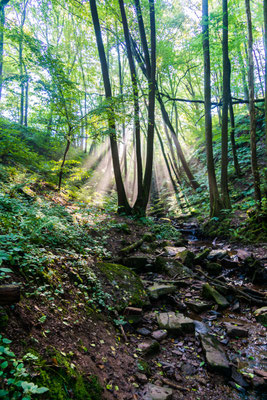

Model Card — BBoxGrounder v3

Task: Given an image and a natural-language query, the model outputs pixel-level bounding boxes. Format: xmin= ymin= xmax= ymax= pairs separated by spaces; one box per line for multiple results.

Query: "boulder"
xmin=224 ymin=322 xmax=248 ymax=338
xmin=142 ymin=384 xmax=173 ymax=400
xmin=157 ymin=312 xmax=195 ymax=334
xmin=138 ymin=340 xmax=160 ymax=356
xmin=164 ymin=246 xmax=186 ymax=257
xmin=200 ymin=333 xmax=230 ymax=375
xmin=254 ymin=306 xmax=267 ymax=327
xmin=176 ymin=249 xmax=195 ymax=267
xmin=194 ymin=248 xmax=211 ymax=263
xmin=155 ymin=257 xmax=193 ymax=280
xmin=207 ymin=249 xmax=227 ymax=261
xmin=202 ymin=283 xmax=229 ymax=308
xmin=205 ymin=262 xmax=222 ymax=276
xmin=151 ymin=330 xmax=168 ymax=341
xmin=185 ymin=299 xmax=211 ymax=313
xmin=147 ymin=283 xmax=177 ymax=300
xmin=97 ymin=263 xmax=149 ymax=310
xmin=123 ymin=256 xmax=153 ymax=272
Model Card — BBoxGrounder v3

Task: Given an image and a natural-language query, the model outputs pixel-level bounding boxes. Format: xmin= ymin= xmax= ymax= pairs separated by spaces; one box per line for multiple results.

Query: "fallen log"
xmin=0 ymin=285 xmax=20 ymax=306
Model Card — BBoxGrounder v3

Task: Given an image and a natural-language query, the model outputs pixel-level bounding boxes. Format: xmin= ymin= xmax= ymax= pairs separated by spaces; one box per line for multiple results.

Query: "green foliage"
xmin=0 ymin=335 xmax=49 ymax=399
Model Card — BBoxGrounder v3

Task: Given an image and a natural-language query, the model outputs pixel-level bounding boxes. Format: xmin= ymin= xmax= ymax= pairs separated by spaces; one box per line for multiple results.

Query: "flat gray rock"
xmin=200 ymin=333 xmax=230 ymax=375
xmin=143 ymin=384 xmax=173 ymax=400
xmin=147 ymin=283 xmax=177 ymax=299
xmin=157 ymin=312 xmax=195 ymax=334
xmin=151 ymin=330 xmax=168 ymax=341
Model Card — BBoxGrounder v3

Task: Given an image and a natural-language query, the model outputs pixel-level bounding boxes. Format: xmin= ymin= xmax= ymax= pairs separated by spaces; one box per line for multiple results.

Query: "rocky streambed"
xmin=106 ymin=221 xmax=267 ymax=400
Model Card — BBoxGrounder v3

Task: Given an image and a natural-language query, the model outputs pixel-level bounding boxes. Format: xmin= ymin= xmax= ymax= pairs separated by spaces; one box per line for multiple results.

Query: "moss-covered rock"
xmin=97 ymin=262 xmax=149 ymax=310
xmin=204 ymin=262 xmax=222 ymax=276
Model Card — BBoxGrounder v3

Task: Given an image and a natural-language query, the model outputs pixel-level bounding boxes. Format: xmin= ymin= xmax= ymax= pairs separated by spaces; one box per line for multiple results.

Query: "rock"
xmin=207 ymin=249 xmax=228 ymax=261
xmin=97 ymin=263 xmax=149 ymax=310
xmin=185 ymin=300 xmax=211 ymax=313
xmin=157 ymin=312 xmax=195 ymax=334
xmin=202 ymin=283 xmax=229 ymax=308
xmin=164 ymin=246 xmax=187 ymax=257
xmin=142 ymin=384 xmax=173 ymax=400
xmin=147 ymin=283 xmax=177 ymax=300
xmin=200 ymin=333 xmax=230 ymax=375
xmin=137 ymin=327 xmax=151 ymax=336
xmin=205 ymin=262 xmax=222 ymax=276
xmin=252 ymin=376 xmax=267 ymax=391
xmin=181 ymin=363 xmax=197 ymax=376
xmin=254 ymin=306 xmax=267 ymax=326
xmin=138 ymin=340 xmax=160 ymax=356
xmin=176 ymin=249 xmax=195 ymax=267
xmin=194 ymin=248 xmax=211 ymax=263
xmin=123 ymin=256 xmax=153 ymax=272
xmin=136 ymin=372 xmax=148 ymax=384
xmin=151 ymin=330 xmax=168 ymax=341
xmin=224 ymin=322 xmax=248 ymax=338
xmin=155 ymin=257 xmax=193 ymax=280
xmin=193 ymin=320 xmax=209 ymax=334
xmin=231 ymin=367 xmax=249 ymax=388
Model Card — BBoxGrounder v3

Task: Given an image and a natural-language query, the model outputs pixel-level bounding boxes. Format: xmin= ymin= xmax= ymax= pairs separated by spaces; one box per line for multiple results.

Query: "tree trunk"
xmin=0 ymin=1 xmax=10 ymax=100
xmin=58 ymin=137 xmax=71 ymax=191
xmin=264 ymin=0 xmax=267 ymax=157
xmin=229 ymin=97 xmax=241 ymax=176
xmin=0 ymin=285 xmax=20 ymax=305
xmin=89 ymin=0 xmax=131 ymax=213
xmin=24 ymin=76 xmax=28 ymax=126
xmin=245 ymin=0 xmax=262 ymax=207
xmin=221 ymin=0 xmax=231 ymax=209
xmin=118 ymin=0 xmax=142 ymax=197
xmin=202 ymin=0 xmax=222 ymax=217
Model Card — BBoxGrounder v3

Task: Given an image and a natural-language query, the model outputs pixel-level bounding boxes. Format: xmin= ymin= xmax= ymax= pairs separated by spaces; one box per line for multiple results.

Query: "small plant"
xmin=0 ymin=335 xmax=49 ymax=399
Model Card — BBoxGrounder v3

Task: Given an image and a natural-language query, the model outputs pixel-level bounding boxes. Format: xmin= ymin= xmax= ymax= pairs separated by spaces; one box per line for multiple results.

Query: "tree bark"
xmin=89 ymin=0 xmax=131 ymax=213
xmin=202 ymin=0 xmax=222 ymax=217
xmin=245 ymin=0 xmax=262 ymax=207
xmin=0 ymin=0 xmax=10 ymax=100
xmin=58 ymin=137 xmax=71 ymax=191
xmin=118 ymin=0 xmax=142 ymax=198
xmin=221 ymin=0 xmax=231 ymax=209
xmin=264 ymin=0 xmax=267 ymax=159
xmin=229 ymin=96 xmax=241 ymax=176
xmin=0 ymin=285 xmax=20 ymax=306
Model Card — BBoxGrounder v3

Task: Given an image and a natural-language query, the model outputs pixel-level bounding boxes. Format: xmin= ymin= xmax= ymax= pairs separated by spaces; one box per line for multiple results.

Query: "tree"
xmin=221 ymin=0 xmax=231 ymax=209
xmin=202 ymin=0 xmax=222 ymax=216
xmin=245 ymin=0 xmax=262 ymax=207
xmin=0 ymin=0 xmax=10 ymax=100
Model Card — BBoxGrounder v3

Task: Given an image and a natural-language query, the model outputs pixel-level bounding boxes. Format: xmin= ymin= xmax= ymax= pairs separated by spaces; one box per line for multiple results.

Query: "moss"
xmin=30 ymin=349 xmax=102 ymax=400
xmin=97 ymin=262 xmax=149 ymax=310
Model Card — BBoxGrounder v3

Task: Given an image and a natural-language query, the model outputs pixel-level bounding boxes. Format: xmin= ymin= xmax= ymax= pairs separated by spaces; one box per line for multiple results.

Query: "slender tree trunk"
xmin=89 ymin=0 xmax=131 ymax=213
xmin=163 ymin=122 xmax=180 ymax=181
xmin=245 ymin=0 xmax=261 ymax=207
xmin=253 ymin=48 xmax=264 ymax=97
xmin=24 ymin=76 xmax=28 ymax=126
xmin=264 ymin=0 xmax=267 ymax=156
xmin=118 ymin=0 xmax=142 ymax=196
xmin=221 ymin=0 xmax=231 ymax=208
xmin=202 ymin=0 xmax=222 ymax=217
xmin=58 ymin=137 xmax=71 ymax=191
xmin=229 ymin=97 xmax=241 ymax=176
xmin=0 ymin=1 xmax=10 ymax=100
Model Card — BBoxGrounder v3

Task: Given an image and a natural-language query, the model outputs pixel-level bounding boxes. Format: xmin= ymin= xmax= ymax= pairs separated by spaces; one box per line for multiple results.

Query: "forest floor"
xmin=1 ymin=185 xmax=267 ymax=400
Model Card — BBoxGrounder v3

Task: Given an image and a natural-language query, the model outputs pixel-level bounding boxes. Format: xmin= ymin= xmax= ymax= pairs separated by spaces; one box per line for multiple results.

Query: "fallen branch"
xmin=119 ymin=238 xmax=144 ymax=255
xmin=161 ymin=377 xmax=190 ymax=392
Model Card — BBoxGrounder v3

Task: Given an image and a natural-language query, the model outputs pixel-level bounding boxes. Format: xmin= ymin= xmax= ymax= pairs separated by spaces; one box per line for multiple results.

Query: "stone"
xmin=147 ymin=283 xmax=177 ymax=300
xmin=200 ymin=333 xmax=230 ymax=375
xmin=205 ymin=262 xmax=222 ymax=276
xmin=97 ymin=263 xmax=149 ymax=311
xmin=202 ymin=283 xmax=229 ymax=308
xmin=123 ymin=255 xmax=152 ymax=272
xmin=207 ymin=249 xmax=228 ymax=261
xmin=136 ymin=372 xmax=148 ymax=384
xmin=231 ymin=367 xmax=249 ymax=388
xmin=138 ymin=340 xmax=160 ymax=356
xmin=181 ymin=363 xmax=197 ymax=376
xmin=176 ymin=249 xmax=195 ymax=267
xmin=164 ymin=246 xmax=186 ymax=257
xmin=194 ymin=248 xmax=211 ymax=263
xmin=155 ymin=257 xmax=193 ymax=280
xmin=157 ymin=312 xmax=195 ymax=334
xmin=151 ymin=330 xmax=168 ymax=341
xmin=254 ymin=306 xmax=267 ymax=327
xmin=193 ymin=320 xmax=209 ymax=334
xmin=224 ymin=322 xmax=248 ymax=338
xmin=185 ymin=300 xmax=211 ymax=313
xmin=142 ymin=384 xmax=173 ymax=400
xmin=137 ymin=327 xmax=151 ymax=336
